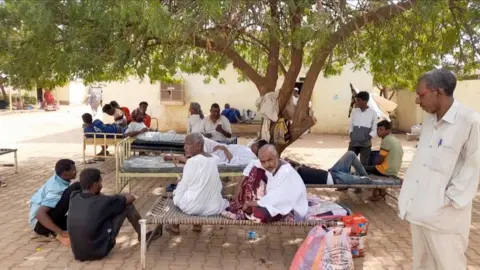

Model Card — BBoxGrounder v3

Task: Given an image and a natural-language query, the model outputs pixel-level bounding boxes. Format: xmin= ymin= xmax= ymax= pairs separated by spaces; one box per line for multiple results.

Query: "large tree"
xmin=1 ymin=0 xmax=478 ymax=151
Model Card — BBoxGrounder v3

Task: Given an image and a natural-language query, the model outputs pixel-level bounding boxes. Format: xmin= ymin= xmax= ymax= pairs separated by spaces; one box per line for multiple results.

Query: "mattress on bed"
xmin=120 ymin=156 xmax=246 ymax=173
xmin=131 ymin=139 xmax=185 ymax=152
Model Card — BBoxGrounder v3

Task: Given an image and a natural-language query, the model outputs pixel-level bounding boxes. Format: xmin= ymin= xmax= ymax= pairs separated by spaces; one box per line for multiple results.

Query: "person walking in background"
xmin=398 ymin=69 xmax=480 ymax=269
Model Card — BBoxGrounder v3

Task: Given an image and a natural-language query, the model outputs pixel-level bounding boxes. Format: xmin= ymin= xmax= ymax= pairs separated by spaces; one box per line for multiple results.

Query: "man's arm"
xmin=376 ymin=149 xmax=388 ymax=165
xmin=124 ymin=128 xmax=147 ymax=137
xmin=445 ymin=121 xmax=480 ymax=209
xmin=348 ymin=109 xmax=355 ymax=134
xmin=369 ymin=113 xmax=378 ymax=139
xmin=213 ymin=145 xmax=233 ymax=161
xmin=36 ymin=206 xmax=64 ymax=235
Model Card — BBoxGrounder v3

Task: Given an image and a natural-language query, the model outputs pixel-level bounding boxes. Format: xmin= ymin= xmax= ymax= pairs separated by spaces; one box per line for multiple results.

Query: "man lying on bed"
xmin=285 ymin=149 xmax=402 ymax=201
xmin=166 ymin=133 xmax=229 ymax=235
xmin=223 ymin=144 xmax=308 ymax=223
xmin=124 ymin=114 xmax=186 ymax=142
xmin=82 ymin=113 xmax=124 ymax=156
xmin=165 ymin=137 xmax=266 ymax=166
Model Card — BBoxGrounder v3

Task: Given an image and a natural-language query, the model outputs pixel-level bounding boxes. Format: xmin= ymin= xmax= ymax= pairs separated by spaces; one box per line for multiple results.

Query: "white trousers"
xmin=410 ymin=223 xmax=468 ymax=270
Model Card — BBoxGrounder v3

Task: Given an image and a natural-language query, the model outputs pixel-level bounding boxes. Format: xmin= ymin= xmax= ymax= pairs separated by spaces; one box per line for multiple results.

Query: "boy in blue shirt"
xmin=82 ymin=113 xmax=124 ymax=156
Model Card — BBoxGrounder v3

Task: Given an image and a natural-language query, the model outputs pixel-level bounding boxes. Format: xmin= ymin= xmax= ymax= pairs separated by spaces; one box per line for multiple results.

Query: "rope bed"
xmin=139 ymin=196 xmax=341 ymax=269
xmin=0 ymin=148 xmax=18 ymax=173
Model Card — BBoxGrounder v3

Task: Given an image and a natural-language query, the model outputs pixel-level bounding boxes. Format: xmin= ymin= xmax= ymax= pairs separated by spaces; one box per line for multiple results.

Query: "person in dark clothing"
xmin=68 ymin=168 xmax=158 ymax=261
xmin=284 ymin=151 xmax=400 ymax=187
xmin=29 ymin=159 xmax=80 ymax=246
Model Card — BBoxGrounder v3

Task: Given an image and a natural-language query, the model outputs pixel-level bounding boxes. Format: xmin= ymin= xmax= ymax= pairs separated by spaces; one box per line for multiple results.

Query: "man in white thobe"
xmin=166 ymin=133 xmax=228 ymax=235
xmin=202 ymin=103 xmax=233 ymax=142
xmin=241 ymin=145 xmax=308 ymax=223
xmin=398 ymin=69 xmax=480 ymax=269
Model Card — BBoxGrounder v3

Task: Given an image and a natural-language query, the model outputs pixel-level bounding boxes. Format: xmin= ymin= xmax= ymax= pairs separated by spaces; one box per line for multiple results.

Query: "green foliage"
xmin=0 ymin=0 xmax=478 ymax=93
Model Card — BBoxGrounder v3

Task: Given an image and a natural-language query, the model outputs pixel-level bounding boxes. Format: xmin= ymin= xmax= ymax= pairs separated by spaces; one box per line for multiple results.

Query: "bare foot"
xmin=57 ymin=232 xmax=71 ymax=246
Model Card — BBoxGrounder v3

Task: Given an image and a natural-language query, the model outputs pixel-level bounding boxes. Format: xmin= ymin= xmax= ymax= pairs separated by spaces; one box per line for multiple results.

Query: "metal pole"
xmin=8 ymin=88 xmax=12 ymax=111
xmin=140 ymin=219 xmax=147 ymax=269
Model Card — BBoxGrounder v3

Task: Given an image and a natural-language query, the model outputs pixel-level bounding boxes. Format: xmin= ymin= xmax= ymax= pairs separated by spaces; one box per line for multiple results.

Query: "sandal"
xmin=192 ymin=225 xmax=202 ymax=232
xmin=370 ymin=189 xmax=388 ymax=201
xmin=0 ymin=181 xmax=6 ymax=188
xmin=165 ymin=225 xmax=180 ymax=235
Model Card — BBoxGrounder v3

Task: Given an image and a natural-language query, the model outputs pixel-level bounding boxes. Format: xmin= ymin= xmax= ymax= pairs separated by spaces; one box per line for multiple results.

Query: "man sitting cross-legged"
xmin=68 ymin=168 xmax=159 ymax=261
xmin=224 ymin=145 xmax=308 ymax=223
xmin=29 ymin=159 xmax=80 ymax=245
xmin=165 ymin=133 xmax=229 ymax=235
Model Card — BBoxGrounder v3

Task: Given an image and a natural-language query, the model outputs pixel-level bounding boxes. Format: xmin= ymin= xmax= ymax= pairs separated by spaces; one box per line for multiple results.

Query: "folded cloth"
xmin=304 ymin=196 xmax=350 ymax=221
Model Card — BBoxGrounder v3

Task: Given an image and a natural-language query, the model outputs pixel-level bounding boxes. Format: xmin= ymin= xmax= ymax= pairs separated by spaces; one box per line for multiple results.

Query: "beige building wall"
xmin=98 ymin=64 xmax=373 ymax=133
xmin=394 ymin=79 xmax=480 ymax=132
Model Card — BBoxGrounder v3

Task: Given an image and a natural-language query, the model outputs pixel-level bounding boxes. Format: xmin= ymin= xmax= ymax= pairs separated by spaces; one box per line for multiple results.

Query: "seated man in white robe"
xmin=125 ymin=114 xmax=185 ymax=142
xmin=166 ymin=133 xmax=229 ymax=235
xmin=241 ymin=145 xmax=308 ymax=223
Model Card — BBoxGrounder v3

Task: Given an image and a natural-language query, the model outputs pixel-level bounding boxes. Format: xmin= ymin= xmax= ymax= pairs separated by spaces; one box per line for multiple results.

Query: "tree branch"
xmin=278 ymin=3 xmax=304 ymax=112
xmin=264 ymin=0 xmax=280 ymax=92
xmin=294 ymin=0 xmax=417 ymax=136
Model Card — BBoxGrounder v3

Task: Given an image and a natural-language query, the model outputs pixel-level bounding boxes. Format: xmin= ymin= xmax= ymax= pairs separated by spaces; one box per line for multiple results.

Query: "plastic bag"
xmin=290 ymin=226 xmax=354 ymax=270
xmin=273 ymin=118 xmax=288 ymax=144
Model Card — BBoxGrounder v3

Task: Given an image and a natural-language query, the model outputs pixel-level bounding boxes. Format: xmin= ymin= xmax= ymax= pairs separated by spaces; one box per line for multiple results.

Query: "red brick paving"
xmin=0 ymin=109 xmax=479 ymax=269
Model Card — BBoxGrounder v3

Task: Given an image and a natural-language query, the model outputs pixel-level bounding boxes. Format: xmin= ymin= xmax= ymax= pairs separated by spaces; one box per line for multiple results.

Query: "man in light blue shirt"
xmin=29 ymin=159 xmax=79 ymax=245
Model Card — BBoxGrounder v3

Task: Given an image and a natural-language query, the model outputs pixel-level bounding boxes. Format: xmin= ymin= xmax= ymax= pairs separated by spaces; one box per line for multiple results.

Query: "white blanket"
xmin=173 ymin=154 xmax=228 ymax=215
xmin=126 ymin=122 xmax=186 ymax=141
xmin=257 ymin=162 xmax=308 ymax=218
xmin=203 ymin=137 xmax=256 ymax=166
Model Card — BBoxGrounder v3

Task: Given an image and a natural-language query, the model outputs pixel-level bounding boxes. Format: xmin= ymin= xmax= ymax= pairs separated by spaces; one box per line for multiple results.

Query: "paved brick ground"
xmin=0 ymin=109 xmax=479 ymax=270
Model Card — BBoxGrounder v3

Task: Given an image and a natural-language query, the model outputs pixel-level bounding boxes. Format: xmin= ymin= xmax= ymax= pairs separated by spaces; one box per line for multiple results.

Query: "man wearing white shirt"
xmin=398 ymin=69 xmax=480 ymax=269
xmin=202 ymin=103 xmax=233 ymax=142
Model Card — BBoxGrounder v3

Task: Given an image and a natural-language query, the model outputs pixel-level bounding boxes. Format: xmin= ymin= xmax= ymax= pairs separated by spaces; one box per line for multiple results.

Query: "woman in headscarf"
xmin=187 ymin=102 xmax=204 ymax=134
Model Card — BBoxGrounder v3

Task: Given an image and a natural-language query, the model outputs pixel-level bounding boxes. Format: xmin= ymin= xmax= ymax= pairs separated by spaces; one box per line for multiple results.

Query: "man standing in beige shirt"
xmin=398 ymin=69 xmax=480 ymax=269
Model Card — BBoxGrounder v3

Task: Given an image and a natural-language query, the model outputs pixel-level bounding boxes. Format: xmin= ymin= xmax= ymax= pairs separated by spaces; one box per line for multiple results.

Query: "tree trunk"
xmin=0 ymin=81 xmax=7 ymax=101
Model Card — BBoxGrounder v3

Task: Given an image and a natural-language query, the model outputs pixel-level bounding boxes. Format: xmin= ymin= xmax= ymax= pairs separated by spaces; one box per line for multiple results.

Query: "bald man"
xmin=241 ymin=145 xmax=308 ymax=223
xmin=167 ymin=133 xmax=228 ymax=235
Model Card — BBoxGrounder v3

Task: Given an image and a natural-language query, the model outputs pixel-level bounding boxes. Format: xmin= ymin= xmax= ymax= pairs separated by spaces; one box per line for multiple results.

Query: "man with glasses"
xmin=398 ymin=68 xmax=480 ymax=269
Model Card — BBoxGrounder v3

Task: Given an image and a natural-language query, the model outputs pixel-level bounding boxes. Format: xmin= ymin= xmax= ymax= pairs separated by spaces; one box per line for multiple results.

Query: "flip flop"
xmin=165 ymin=225 xmax=180 ymax=235
xmin=192 ymin=225 xmax=202 ymax=232
xmin=0 ymin=181 xmax=6 ymax=188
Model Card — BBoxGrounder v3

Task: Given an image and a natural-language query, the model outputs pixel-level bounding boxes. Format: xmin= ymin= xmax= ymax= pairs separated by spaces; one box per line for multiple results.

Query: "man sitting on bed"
xmin=166 ymin=133 xmax=229 ymax=235
xmin=124 ymin=114 xmax=185 ymax=142
xmin=231 ymin=144 xmax=308 ymax=223
xmin=82 ymin=113 xmax=123 ymax=156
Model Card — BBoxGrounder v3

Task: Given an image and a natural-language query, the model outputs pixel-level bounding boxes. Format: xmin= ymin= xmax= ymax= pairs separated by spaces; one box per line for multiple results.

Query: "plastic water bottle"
xmin=247 ymin=231 xmax=257 ymax=240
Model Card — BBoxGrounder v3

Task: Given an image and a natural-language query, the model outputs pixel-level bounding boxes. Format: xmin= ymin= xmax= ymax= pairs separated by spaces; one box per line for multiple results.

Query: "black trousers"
xmin=348 ymin=146 xmax=371 ymax=166
xmin=34 ymin=182 xmax=82 ymax=236
xmin=111 ymin=204 xmax=142 ymax=239
xmin=365 ymin=165 xmax=386 ymax=176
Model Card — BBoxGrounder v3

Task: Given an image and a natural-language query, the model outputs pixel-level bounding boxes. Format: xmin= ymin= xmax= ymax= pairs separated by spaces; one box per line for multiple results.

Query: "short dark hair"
xmin=55 ymin=159 xmax=75 ymax=176
xmin=110 ymin=101 xmax=120 ymax=108
xmin=418 ymin=68 xmax=457 ymax=96
xmin=377 ymin=120 xmax=391 ymax=130
xmin=356 ymin=91 xmax=370 ymax=102
xmin=256 ymin=139 xmax=269 ymax=149
xmin=79 ymin=168 xmax=102 ymax=190
xmin=224 ymin=103 xmax=230 ymax=109
xmin=102 ymin=104 xmax=112 ymax=113
xmin=82 ymin=113 xmax=93 ymax=124
xmin=139 ymin=101 xmax=148 ymax=106
xmin=211 ymin=103 xmax=220 ymax=110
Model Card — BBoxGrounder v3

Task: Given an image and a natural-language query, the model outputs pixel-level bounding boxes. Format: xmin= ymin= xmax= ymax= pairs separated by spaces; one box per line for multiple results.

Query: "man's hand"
xmin=140 ymin=128 xmax=148 ymax=133
xmin=124 ymin=193 xmax=136 ymax=204
xmin=204 ymin=133 xmax=213 ymax=138
xmin=215 ymin=124 xmax=224 ymax=133
xmin=57 ymin=231 xmax=71 ymax=246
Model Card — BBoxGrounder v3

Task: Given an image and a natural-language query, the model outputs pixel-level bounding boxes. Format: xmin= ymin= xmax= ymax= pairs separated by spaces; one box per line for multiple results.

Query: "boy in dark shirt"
xmin=68 ymin=168 xmax=158 ymax=261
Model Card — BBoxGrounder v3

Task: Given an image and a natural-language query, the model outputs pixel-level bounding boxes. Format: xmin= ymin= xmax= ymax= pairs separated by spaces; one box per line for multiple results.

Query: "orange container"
xmin=342 ymin=214 xmax=369 ymax=257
